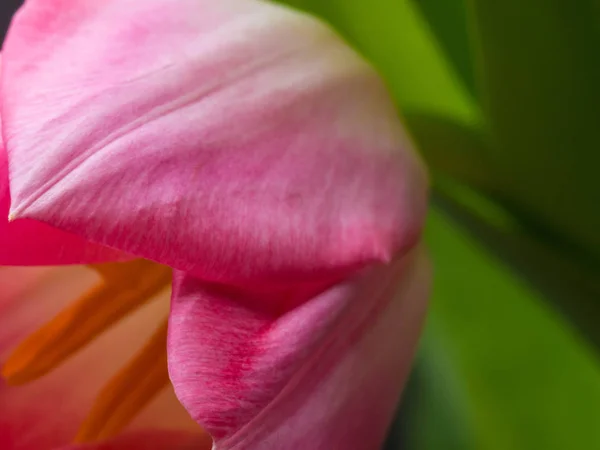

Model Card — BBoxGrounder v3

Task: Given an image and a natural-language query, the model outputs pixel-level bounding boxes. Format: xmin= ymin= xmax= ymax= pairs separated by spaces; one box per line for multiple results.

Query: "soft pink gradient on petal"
xmin=57 ymin=430 xmax=212 ymax=450
xmin=0 ymin=267 xmax=200 ymax=450
xmin=0 ymin=149 xmax=131 ymax=265
xmin=0 ymin=267 xmax=57 ymax=352
xmin=168 ymin=248 xmax=430 ymax=449
xmin=3 ymin=0 xmax=427 ymax=282
xmin=0 ymin=63 xmax=127 ymax=266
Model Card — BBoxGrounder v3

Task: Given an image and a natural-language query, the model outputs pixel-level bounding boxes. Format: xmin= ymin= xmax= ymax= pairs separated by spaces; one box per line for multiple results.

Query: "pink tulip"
xmin=0 ymin=0 xmax=430 ymax=449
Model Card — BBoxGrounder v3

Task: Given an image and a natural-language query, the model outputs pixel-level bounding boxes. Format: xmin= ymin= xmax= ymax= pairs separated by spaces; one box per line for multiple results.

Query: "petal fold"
xmin=167 ymin=248 xmax=430 ymax=449
xmin=0 ymin=149 xmax=127 ymax=264
xmin=0 ymin=51 xmax=129 ymax=266
xmin=3 ymin=0 xmax=427 ymax=281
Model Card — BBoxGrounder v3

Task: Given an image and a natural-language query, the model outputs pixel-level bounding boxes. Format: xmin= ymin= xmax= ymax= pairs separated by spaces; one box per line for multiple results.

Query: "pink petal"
xmin=0 ymin=66 xmax=127 ymax=266
xmin=3 ymin=0 xmax=427 ymax=281
xmin=56 ymin=430 xmax=212 ymax=450
xmin=0 ymin=267 xmax=201 ymax=449
xmin=0 ymin=148 xmax=129 ymax=265
xmin=168 ymin=248 xmax=430 ymax=449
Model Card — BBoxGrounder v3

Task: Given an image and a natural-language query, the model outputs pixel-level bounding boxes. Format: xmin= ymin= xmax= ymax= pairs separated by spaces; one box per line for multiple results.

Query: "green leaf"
xmin=433 ymin=186 xmax=600 ymax=351
xmin=410 ymin=0 xmax=476 ymax=99
xmin=403 ymin=112 xmax=494 ymax=190
xmin=466 ymin=0 xmax=600 ymax=263
xmin=397 ymin=327 xmax=476 ymax=450
xmin=404 ymin=111 xmax=600 ymax=349
xmin=408 ymin=207 xmax=600 ymax=450
xmin=278 ymin=0 xmax=479 ymax=125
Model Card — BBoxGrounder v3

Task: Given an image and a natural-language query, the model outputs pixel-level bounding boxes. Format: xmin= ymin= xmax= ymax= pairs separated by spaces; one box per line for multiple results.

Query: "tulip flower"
xmin=0 ymin=0 xmax=430 ymax=449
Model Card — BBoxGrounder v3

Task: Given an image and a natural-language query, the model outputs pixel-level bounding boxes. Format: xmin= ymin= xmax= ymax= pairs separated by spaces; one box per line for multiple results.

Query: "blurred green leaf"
xmin=404 ymin=113 xmax=494 ymax=190
xmin=397 ymin=327 xmax=476 ymax=450
xmin=433 ymin=186 xmax=600 ymax=351
xmin=466 ymin=0 xmax=600 ymax=264
xmin=408 ymin=208 xmax=600 ymax=450
xmin=410 ymin=0 xmax=476 ymax=99
xmin=279 ymin=0 xmax=479 ymax=125
xmin=407 ymin=111 xmax=600 ymax=349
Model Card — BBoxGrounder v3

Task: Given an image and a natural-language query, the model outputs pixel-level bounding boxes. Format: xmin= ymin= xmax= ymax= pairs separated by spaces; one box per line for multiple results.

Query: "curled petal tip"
xmin=2 ymin=0 xmax=428 ymax=277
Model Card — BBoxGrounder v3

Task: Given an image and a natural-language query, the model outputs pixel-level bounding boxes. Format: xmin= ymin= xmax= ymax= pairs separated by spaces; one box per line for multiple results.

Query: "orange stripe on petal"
xmin=74 ymin=319 xmax=170 ymax=443
xmin=2 ymin=260 xmax=170 ymax=385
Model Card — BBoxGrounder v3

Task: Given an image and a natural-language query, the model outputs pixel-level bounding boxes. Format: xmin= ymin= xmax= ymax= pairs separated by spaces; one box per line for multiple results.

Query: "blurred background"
xmin=2 ymin=1 xmax=599 ymax=449
xmin=0 ymin=1 xmax=20 ymax=41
